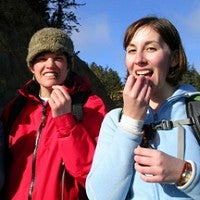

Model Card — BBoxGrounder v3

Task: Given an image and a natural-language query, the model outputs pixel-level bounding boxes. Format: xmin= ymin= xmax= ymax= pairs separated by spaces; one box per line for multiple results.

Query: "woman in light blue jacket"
xmin=86 ymin=16 xmax=200 ymax=200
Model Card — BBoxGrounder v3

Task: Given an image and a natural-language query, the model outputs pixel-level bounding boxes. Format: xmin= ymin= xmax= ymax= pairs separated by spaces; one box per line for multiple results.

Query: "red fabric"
xmin=1 ymin=75 xmax=107 ymax=200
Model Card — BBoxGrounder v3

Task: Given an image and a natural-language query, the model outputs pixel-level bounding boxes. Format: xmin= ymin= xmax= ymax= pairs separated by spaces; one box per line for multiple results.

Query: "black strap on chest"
xmin=7 ymin=91 xmax=89 ymax=133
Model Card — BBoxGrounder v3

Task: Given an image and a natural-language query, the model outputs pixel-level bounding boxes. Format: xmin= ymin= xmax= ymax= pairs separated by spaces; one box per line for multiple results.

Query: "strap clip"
xmin=154 ymin=120 xmax=173 ymax=130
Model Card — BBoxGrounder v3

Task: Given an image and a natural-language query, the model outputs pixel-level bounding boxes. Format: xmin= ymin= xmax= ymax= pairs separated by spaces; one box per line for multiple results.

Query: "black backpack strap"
xmin=4 ymin=90 xmax=89 ymax=170
xmin=186 ymin=94 xmax=200 ymax=145
xmin=7 ymin=91 xmax=90 ymax=132
xmin=71 ymin=91 xmax=90 ymax=122
xmin=7 ymin=95 xmax=27 ymax=134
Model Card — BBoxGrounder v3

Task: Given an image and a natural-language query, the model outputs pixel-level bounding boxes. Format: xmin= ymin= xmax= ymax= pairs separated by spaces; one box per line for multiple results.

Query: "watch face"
xmin=176 ymin=162 xmax=192 ymax=186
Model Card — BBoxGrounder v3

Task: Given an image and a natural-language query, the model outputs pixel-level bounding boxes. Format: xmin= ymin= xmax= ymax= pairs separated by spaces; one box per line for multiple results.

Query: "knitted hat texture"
xmin=26 ymin=27 xmax=74 ymax=67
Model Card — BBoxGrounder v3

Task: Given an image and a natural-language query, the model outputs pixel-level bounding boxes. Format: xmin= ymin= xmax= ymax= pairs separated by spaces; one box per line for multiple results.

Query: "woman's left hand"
xmin=134 ymin=146 xmax=185 ymax=183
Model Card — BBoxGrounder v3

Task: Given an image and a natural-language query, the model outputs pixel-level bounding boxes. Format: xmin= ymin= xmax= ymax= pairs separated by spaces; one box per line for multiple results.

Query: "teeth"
xmin=136 ymin=70 xmax=152 ymax=76
xmin=44 ymin=73 xmax=57 ymax=77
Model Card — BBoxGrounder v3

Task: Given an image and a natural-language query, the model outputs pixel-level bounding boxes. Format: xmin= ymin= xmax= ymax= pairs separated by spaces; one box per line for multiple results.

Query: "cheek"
xmin=125 ymin=55 xmax=133 ymax=71
xmin=31 ymin=63 xmax=42 ymax=74
xmin=61 ymin=67 xmax=69 ymax=79
xmin=151 ymin=54 xmax=170 ymax=71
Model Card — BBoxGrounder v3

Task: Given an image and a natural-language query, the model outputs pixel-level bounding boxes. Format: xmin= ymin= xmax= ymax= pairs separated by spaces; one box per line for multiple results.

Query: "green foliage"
xmin=25 ymin=0 xmax=85 ymax=34
xmin=182 ymin=66 xmax=200 ymax=90
xmin=90 ymin=62 xmax=124 ymax=107
xmin=48 ymin=0 xmax=85 ymax=33
xmin=90 ymin=62 xmax=200 ymax=108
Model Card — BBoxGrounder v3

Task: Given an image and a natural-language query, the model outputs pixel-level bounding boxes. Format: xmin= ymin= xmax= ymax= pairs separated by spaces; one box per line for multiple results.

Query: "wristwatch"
xmin=176 ymin=161 xmax=192 ymax=186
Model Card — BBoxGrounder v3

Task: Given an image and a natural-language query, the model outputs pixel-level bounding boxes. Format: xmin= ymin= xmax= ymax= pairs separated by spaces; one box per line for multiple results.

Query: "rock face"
xmin=0 ymin=0 xmax=114 ymax=111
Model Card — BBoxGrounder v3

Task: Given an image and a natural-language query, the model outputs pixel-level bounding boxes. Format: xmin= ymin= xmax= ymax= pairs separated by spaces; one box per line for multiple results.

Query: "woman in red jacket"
xmin=1 ymin=27 xmax=107 ymax=200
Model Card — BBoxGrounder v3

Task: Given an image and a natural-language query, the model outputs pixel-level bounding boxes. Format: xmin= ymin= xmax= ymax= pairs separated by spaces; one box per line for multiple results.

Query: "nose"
xmin=46 ymin=58 xmax=55 ymax=68
xmin=134 ymin=51 xmax=147 ymax=66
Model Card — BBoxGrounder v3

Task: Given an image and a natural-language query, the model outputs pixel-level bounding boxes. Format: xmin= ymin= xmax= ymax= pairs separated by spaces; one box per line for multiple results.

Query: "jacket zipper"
xmin=61 ymin=162 xmax=66 ymax=200
xmin=28 ymin=105 xmax=47 ymax=200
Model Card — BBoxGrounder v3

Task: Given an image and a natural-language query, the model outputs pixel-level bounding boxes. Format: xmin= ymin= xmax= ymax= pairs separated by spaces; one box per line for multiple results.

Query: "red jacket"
xmin=1 ymin=74 xmax=107 ymax=200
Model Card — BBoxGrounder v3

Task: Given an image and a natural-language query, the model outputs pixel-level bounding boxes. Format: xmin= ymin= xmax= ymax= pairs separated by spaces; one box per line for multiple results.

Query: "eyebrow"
xmin=128 ymin=40 xmax=160 ymax=46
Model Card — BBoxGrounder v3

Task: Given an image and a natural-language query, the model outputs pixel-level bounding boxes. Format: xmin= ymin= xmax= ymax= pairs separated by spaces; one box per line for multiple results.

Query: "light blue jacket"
xmin=86 ymin=84 xmax=200 ymax=200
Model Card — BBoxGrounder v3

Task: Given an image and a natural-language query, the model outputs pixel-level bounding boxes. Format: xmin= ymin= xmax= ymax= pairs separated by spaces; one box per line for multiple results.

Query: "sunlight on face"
xmin=125 ymin=26 xmax=173 ymax=92
xmin=31 ymin=53 xmax=69 ymax=92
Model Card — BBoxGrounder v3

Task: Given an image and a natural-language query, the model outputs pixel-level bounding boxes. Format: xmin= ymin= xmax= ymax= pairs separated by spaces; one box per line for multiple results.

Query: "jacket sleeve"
xmin=177 ymin=126 xmax=200 ymax=199
xmin=86 ymin=109 xmax=142 ymax=200
xmin=54 ymin=95 xmax=107 ymax=186
xmin=0 ymin=121 xmax=5 ymax=190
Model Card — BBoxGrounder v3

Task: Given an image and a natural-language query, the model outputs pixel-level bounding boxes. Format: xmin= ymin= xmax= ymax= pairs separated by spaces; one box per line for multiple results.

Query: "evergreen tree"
xmin=182 ymin=65 xmax=200 ymax=90
xmin=90 ymin=62 xmax=124 ymax=106
xmin=25 ymin=0 xmax=84 ymax=34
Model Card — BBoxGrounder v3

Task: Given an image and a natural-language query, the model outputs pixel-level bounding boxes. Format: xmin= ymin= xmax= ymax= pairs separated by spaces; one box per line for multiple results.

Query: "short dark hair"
xmin=123 ymin=16 xmax=187 ymax=86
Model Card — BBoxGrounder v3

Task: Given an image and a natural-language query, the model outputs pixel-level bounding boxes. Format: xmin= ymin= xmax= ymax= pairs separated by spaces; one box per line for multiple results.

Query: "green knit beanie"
xmin=26 ymin=27 xmax=74 ymax=68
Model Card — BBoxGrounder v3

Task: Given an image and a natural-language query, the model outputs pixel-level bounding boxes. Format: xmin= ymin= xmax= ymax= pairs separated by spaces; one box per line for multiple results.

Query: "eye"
xmin=34 ymin=56 xmax=46 ymax=63
xmin=55 ymin=55 xmax=66 ymax=61
xmin=146 ymin=46 xmax=157 ymax=52
xmin=126 ymin=47 xmax=136 ymax=54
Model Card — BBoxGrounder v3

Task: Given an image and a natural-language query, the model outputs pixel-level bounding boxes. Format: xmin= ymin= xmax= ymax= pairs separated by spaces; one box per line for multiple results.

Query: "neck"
xmin=150 ymin=85 xmax=176 ymax=111
xmin=39 ymin=87 xmax=52 ymax=98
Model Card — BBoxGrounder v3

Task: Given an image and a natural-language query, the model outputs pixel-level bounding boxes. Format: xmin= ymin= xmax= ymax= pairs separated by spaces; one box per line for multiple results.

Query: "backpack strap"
xmin=7 ymin=91 xmax=90 ymax=133
xmin=154 ymin=94 xmax=200 ymax=157
xmin=169 ymin=119 xmax=192 ymax=160
xmin=71 ymin=91 xmax=90 ymax=122
xmin=150 ymin=118 xmax=193 ymax=160
xmin=119 ymin=94 xmax=200 ymax=159
xmin=7 ymin=94 xmax=27 ymax=134
xmin=186 ymin=94 xmax=200 ymax=145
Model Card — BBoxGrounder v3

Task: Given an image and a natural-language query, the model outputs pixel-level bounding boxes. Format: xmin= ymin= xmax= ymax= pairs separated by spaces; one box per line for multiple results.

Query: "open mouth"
xmin=44 ymin=72 xmax=58 ymax=78
xmin=136 ymin=70 xmax=153 ymax=78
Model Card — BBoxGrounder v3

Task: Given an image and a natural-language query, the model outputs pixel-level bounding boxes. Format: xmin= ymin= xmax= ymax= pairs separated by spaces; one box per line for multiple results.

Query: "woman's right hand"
xmin=123 ymin=75 xmax=152 ymax=120
xmin=48 ymin=85 xmax=72 ymax=118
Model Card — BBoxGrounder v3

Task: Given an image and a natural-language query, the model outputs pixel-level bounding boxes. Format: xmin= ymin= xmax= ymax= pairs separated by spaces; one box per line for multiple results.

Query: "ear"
xmin=170 ymin=50 xmax=179 ymax=67
xmin=29 ymin=65 xmax=35 ymax=73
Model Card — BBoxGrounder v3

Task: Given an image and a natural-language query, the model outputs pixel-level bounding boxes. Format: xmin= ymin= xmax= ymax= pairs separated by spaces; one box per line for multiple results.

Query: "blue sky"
xmin=71 ymin=0 xmax=200 ymax=81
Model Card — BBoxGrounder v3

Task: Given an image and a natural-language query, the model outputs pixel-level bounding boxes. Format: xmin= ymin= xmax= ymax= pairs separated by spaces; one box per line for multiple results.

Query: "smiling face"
xmin=31 ymin=52 xmax=69 ymax=97
xmin=125 ymin=26 xmax=177 ymax=95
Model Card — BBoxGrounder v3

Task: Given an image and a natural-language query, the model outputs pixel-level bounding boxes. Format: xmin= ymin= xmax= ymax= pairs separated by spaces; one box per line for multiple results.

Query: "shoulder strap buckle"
xmin=154 ymin=120 xmax=173 ymax=130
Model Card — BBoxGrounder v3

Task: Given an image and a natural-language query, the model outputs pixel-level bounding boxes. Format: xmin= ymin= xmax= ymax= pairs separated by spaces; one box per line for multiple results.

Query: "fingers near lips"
xmin=127 ymin=75 xmax=151 ymax=99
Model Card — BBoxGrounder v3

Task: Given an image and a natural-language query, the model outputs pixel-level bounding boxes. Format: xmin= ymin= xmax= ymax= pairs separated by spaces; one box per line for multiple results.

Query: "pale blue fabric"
xmin=86 ymin=84 xmax=200 ymax=200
